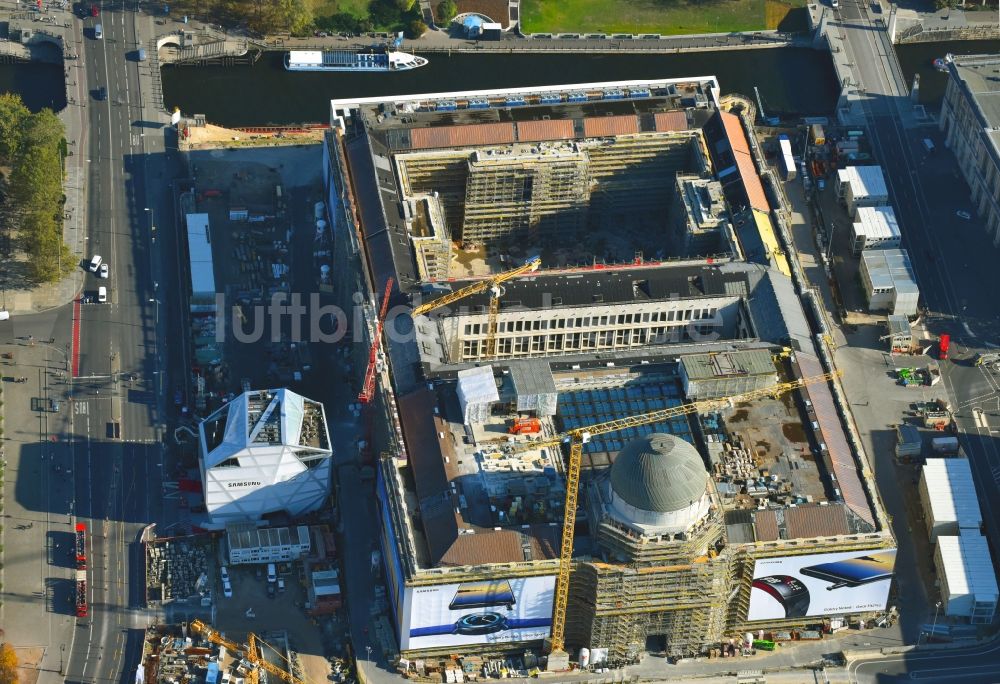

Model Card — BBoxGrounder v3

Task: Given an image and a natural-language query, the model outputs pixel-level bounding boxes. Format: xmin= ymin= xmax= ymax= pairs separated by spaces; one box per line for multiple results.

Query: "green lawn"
xmin=521 ymin=0 xmax=804 ymax=35
xmin=310 ymin=0 xmax=371 ymax=20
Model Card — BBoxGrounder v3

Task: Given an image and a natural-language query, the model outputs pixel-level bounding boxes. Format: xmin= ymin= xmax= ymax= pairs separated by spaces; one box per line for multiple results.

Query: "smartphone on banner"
xmin=449 ymin=580 xmax=516 ymax=610
xmin=799 ymin=551 xmax=896 ymax=590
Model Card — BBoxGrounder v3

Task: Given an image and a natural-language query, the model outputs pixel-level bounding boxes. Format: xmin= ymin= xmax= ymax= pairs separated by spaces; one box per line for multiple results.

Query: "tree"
xmin=435 ymin=0 xmax=457 ymax=25
xmin=405 ymin=18 xmax=427 ymax=37
xmin=0 ymin=94 xmax=30 ymax=163
xmin=278 ymin=0 xmax=313 ymax=35
xmin=0 ymin=643 xmax=18 ymax=684
xmin=396 ymin=0 xmax=416 ymax=10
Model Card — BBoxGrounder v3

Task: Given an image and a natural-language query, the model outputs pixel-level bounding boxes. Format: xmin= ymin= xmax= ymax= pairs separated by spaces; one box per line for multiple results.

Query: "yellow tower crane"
xmin=411 ymin=257 xmax=541 ymax=357
xmin=189 ymin=619 xmax=306 ymax=684
xmin=508 ymin=368 xmax=841 ymax=659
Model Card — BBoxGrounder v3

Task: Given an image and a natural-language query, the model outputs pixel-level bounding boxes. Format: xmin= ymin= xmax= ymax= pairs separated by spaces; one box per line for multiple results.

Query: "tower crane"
xmin=359 ymin=277 xmax=394 ymax=404
xmin=411 ymin=257 xmax=540 ymax=358
xmin=189 ymin=619 xmax=305 ymax=684
xmin=507 ymin=369 xmax=841 ymax=659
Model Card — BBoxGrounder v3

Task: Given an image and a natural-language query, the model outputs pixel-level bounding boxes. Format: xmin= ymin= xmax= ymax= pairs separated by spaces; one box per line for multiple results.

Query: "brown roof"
xmin=735 ymin=151 xmax=770 ymax=213
xmin=455 ymin=0 xmax=509 ymax=27
xmin=583 ymin=115 xmax=639 ymax=138
xmin=654 ymin=111 xmax=689 ymax=132
xmin=398 ymin=389 xmax=449 ymax=500
xmin=437 ymin=525 xmax=561 ymax=567
xmin=720 ymin=111 xmax=750 ymax=155
xmin=753 ymin=509 xmax=779 ymax=542
xmin=516 ymin=119 xmax=575 ymax=142
xmin=410 ymin=122 xmax=516 ymax=150
xmin=797 ymin=353 xmax=874 ymax=526
xmin=784 ymin=504 xmax=851 ymax=539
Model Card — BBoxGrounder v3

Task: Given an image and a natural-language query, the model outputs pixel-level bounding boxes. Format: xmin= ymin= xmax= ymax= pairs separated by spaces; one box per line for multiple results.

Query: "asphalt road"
xmin=60 ymin=1 xmax=177 ymax=681
xmin=834 ymin=0 xmax=1000 ymax=680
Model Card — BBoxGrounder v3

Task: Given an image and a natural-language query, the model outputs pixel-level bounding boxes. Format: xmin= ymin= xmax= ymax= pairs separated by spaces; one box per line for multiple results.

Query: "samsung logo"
xmin=228 ymin=481 xmax=261 ymax=488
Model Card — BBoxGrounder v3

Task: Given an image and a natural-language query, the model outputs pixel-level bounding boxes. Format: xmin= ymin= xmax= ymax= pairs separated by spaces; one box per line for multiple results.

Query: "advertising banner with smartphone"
xmin=748 ymin=549 xmax=896 ymax=621
xmin=400 ymin=576 xmax=555 ymax=650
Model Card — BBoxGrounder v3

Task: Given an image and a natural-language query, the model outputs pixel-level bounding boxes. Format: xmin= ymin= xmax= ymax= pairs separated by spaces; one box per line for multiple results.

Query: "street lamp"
xmin=366 ymin=645 xmax=372 ymax=663
xmin=930 ymin=600 xmax=942 ymax=643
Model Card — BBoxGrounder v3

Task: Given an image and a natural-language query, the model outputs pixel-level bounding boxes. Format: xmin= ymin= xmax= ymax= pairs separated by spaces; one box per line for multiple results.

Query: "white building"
xmin=226 ymin=522 xmax=312 ymax=565
xmin=935 ymin=530 xmax=998 ymax=623
xmin=199 ymin=388 xmax=333 ymax=523
xmin=859 ymin=248 xmax=919 ymax=316
xmin=836 ymin=166 xmax=888 ymax=217
xmin=919 ymin=458 xmax=983 ymax=543
xmin=851 ymin=205 xmax=901 ymax=255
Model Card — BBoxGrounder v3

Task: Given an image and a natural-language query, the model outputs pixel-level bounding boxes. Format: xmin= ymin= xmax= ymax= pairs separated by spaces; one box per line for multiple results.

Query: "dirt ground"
xmin=12 ymin=646 xmax=44 ymax=684
xmin=182 ymin=123 xmax=326 ymax=151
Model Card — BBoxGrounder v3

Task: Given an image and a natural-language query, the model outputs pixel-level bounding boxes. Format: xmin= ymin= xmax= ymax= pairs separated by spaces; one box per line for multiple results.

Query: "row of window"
xmin=460 ymin=324 xmax=719 ymax=359
xmin=462 ymin=308 xmax=718 ymax=336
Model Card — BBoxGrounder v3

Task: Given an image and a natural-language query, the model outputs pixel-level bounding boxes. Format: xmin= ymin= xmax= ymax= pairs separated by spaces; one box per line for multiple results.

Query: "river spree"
xmin=159 ymin=48 xmax=840 ymax=127
xmin=3 ymin=39 xmax=999 ymax=125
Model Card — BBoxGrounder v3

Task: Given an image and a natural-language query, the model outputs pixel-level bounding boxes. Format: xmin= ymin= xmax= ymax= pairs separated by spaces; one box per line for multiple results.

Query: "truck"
xmin=76 ymin=569 xmax=88 ymax=617
xmin=931 ymin=436 xmax=960 ymax=456
xmin=509 ymin=417 xmax=542 ymax=435
xmin=778 ymin=135 xmax=796 ymax=181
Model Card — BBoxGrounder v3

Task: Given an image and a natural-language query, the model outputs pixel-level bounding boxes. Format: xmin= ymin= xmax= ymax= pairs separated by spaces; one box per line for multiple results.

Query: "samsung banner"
xmin=748 ymin=549 xmax=896 ymax=621
xmin=400 ymin=576 xmax=555 ymax=650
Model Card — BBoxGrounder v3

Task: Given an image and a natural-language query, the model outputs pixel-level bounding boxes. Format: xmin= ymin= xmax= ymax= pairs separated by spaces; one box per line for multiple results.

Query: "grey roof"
xmin=509 ymin=360 xmax=557 ymax=397
xmin=610 ymin=433 xmax=708 ymax=513
xmin=681 ymin=349 xmax=776 ymax=379
xmin=861 ymin=248 xmax=919 ymax=296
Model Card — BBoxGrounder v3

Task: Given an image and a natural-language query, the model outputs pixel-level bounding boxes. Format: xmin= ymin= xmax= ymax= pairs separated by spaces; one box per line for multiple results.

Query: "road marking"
xmin=74 ymin=401 xmax=89 ymax=415
xmin=72 ymin=297 xmax=82 ymax=377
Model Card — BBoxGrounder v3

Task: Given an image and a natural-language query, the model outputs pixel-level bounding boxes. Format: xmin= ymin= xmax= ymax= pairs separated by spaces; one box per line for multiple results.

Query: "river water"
xmin=2 ymin=39 xmax=999 ymax=123
xmin=157 ymin=48 xmax=841 ymax=126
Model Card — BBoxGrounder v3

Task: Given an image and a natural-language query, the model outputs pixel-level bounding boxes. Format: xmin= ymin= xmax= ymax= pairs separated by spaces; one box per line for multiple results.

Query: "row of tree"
xmin=0 ymin=94 xmax=74 ymax=283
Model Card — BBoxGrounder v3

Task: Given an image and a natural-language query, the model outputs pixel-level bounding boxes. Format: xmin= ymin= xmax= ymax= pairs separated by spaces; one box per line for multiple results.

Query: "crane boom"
xmin=523 ymin=370 xmax=840 ymax=655
xmin=359 ymin=278 xmax=395 ymax=404
xmin=189 ymin=619 xmax=305 ymax=684
xmin=410 ymin=257 xmax=540 ymax=317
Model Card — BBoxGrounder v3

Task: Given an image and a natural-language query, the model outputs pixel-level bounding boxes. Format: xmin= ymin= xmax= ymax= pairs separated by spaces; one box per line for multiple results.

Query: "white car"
xmin=98 ymin=286 xmax=107 ymax=303
xmin=956 ymin=210 xmax=972 ymax=220
xmin=220 ymin=566 xmax=230 ymax=582
xmin=88 ymin=255 xmax=103 ymax=272
xmin=99 ymin=263 xmax=109 ymax=279
xmin=222 ymin=578 xmax=233 ymax=598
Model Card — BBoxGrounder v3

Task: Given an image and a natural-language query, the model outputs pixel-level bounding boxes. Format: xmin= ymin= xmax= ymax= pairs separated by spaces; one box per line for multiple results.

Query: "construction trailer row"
xmin=918 ymin=459 xmax=998 ymax=623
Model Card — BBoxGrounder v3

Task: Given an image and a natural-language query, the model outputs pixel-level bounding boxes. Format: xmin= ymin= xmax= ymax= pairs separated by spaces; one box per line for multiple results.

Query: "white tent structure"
xmin=456 ymin=365 xmax=499 ymax=425
xmin=199 ymin=388 xmax=333 ymax=523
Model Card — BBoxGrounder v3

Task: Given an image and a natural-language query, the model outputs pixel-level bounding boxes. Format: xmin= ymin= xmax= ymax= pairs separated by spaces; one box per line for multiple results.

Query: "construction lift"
xmin=189 ymin=619 xmax=306 ymax=684
xmin=504 ymin=368 xmax=841 ymax=664
xmin=411 ymin=257 xmax=541 ymax=358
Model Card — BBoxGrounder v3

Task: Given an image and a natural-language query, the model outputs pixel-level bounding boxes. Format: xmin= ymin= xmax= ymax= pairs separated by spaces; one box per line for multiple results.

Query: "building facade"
xmin=940 ymin=54 xmax=1000 ymax=246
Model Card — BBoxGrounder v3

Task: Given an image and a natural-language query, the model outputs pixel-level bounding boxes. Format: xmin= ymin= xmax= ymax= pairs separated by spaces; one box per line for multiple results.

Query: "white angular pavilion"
xmin=198 ymin=388 xmax=333 ymax=523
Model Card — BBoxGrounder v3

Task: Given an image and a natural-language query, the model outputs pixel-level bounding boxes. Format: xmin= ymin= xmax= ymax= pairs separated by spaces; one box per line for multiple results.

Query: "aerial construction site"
xmin=321 ymin=76 xmax=896 ymax=673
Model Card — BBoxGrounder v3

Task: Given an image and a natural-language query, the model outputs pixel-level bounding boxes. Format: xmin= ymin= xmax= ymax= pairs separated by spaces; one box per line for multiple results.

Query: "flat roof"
xmin=839 ymin=165 xmax=888 ymax=199
xmin=185 ymin=213 xmax=216 ymax=296
xmin=938 ymin=531 xmax=999 ymax=602
xmin=853 ymin=205 xmax=901 ymax=241
xmin=681 ymin=349 xmax=776 ymax=379
xmin=329 ymin=76 xmax=720 ymax=112
xmin=923 ymin=459 xmax=983 ymax=528
xmin=861 ymin=248 xmax=919 ymax=295
xmin=950 ymin=54 xmax=1000 ymax=132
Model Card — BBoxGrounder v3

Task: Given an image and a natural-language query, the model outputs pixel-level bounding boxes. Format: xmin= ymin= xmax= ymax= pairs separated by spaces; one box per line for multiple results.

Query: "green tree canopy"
xmin=0 ymin=93 xmax=31 ymax=163
xmin=435 ymin=0 xmax=457 ymax=25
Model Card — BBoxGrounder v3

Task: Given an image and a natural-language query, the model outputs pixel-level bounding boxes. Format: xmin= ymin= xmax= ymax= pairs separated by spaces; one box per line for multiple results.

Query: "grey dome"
xmin=610 ymin=434 xmax=708 ymax=513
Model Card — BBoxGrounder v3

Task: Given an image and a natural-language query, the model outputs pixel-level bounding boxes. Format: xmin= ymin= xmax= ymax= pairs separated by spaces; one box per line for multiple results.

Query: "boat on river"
xmin=284 ymin=47 xmax=428 ymax=72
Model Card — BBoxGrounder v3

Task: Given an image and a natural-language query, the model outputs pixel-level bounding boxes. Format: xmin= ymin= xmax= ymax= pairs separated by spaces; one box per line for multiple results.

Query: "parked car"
xmin=91 ymin=4 xmax=99 ymax=16
xmin=98 ymin=286 xmax=107 ymax=303
xmin=267 ymin=583 xmax=276 ymax=599
xmin=88 ymin=254 xmax=102 ymax=272
xmin=99 ymin=263 xmax=109 ymax=279
xmin=222 ymin=579 xmax=233 ymax=598
xmin=220 ymin=566 xmax=230 ymax=582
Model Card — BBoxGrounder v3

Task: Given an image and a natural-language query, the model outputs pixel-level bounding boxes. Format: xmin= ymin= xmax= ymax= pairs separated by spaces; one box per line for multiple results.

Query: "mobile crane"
xmin=505 ymin=369 xmax=841 ymax=660
xmin=189 ymin=619 xmax=306 ymax=684
xmin=411 ymin=257 xmax=540 ymax=358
